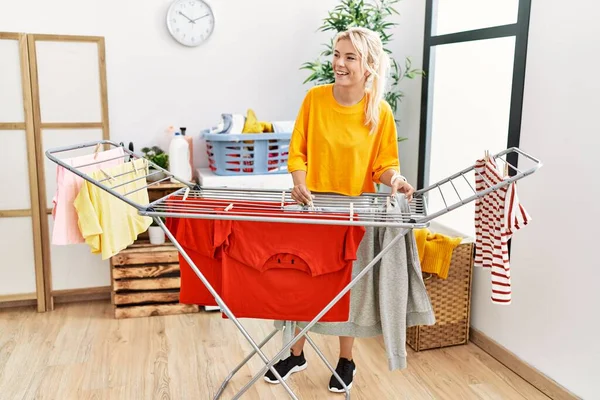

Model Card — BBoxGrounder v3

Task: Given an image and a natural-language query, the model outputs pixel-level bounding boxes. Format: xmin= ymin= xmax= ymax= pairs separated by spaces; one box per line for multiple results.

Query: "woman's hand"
xmin=291 ymin=184 xmax=315 ymax=205
xmin=391 ymin=179 xmax=415 ymax=202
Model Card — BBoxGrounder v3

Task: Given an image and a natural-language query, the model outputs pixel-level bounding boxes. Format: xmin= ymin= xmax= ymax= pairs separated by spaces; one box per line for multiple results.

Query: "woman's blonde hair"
xmin=333 ymin=27 xmax=390 ymax=134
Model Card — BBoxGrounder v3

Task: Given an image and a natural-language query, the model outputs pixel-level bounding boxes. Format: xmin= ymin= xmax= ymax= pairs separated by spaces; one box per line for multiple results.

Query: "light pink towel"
xmin=52 ymin=147 xmax=126 ymax=245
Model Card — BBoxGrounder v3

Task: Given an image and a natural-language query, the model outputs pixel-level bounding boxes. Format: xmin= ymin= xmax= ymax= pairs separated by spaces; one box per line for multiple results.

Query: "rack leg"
xmin=213 ymin=328 xmax=279 ymax=400
xmin=232 ymin=228 xmax=410 ymax=400
xmin=155 ymin=217 xmax=300 ymax=400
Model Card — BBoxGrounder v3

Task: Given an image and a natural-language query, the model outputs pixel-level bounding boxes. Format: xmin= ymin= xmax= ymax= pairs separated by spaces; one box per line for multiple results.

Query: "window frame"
xmin=417 ymin=0 xmax=533 ymax=189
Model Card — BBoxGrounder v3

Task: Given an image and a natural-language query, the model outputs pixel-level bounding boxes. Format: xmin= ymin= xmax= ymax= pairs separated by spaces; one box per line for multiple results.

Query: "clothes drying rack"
xmin=46 ymin=140 xmax=542 ymax=400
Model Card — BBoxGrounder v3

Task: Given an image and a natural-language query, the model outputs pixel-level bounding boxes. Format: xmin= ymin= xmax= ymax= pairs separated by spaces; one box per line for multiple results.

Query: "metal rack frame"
xmin=46 ymin=140 xmax=542 ymax=399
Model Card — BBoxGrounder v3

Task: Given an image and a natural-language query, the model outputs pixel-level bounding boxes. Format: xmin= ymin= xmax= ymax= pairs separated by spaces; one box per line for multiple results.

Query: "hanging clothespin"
xmin=349 ymin=202 xmax=354 ymax=222
xmin=182 ymin=187 xmax=190 ymax=201
xmin=281 ymin=191 xmax=286 ymax=208
xmin=224 ymin=203 xmax=234 ymax=212
xmin=100 ymin=168 xmax=115 ymax=182
xmin=141 ymin=158 xmax=149 ymax=175
xmin=386 ymin=196 xmax=391 ymax=209
xmin=93 ymin=143 xmax=102 ymax=160
xmin=504 ymin=160 xmax=509 ymax=177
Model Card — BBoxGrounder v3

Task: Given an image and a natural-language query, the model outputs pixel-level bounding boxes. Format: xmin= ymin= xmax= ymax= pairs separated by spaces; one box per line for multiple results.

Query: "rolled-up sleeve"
xmin=287 ymin=91 xmax=312 ymax=173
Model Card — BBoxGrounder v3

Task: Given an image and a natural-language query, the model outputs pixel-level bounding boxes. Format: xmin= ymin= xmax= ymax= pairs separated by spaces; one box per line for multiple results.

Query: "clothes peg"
xmin=281 ymin=191 xmax=286 ymax=208
xmin=182 ymin=187 xmax=190 ymax=201
xmin=349 ymin=202 xmax=354 ymax=221
xmin=131 ymin=159 xmax=140 ymax=175
xmin=100 ymin=168 xmax=115 ymax=181
xmin=224 ymin=203 xmax=234 ymax=212
xmin=93 ymin=143 xmax=102 ymax=160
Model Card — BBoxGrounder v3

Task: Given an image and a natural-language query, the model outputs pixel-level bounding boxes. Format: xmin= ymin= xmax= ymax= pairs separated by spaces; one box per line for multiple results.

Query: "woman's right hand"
xmin=291 ymin=184 xmax=314 ymax=205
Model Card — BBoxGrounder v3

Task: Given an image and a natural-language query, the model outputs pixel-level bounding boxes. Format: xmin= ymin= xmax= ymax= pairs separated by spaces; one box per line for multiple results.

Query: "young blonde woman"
xmin=264 ymin=27 xmax=416 ymax=392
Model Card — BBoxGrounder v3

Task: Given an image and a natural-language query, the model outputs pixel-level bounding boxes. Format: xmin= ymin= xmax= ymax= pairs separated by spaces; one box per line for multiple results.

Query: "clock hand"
xmin=178 ymin=11 xmax=196 ymax=23
xmin=191 ymin=14 xmax=209 ymax=22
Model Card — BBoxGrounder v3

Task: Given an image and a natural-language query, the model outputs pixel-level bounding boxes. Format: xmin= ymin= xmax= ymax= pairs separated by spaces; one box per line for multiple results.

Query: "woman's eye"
xmin=347 ymin=57 xmax=355 ymax=61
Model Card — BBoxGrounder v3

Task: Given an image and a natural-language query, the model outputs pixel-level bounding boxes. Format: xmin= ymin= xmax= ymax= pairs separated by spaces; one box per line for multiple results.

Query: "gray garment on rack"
xmin=275 ymin=195 xmax=435 ymax=371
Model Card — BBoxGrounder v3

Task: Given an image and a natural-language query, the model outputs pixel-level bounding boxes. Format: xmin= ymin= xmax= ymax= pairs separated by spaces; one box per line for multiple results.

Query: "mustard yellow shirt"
xmin=414 ymin=228 xmax=462 ymax=279
xmin=74 ymin=158 xmax=152 ymax=260
xmin=287 ymin=84 xmax=400 ymax=196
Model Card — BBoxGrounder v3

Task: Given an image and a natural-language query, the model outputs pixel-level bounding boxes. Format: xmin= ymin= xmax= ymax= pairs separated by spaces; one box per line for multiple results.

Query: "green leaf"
xmin=300 ymin=0 xmax=423 ymax=115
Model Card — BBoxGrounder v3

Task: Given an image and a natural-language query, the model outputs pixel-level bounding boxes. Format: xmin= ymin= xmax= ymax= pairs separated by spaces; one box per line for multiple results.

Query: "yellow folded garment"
xmin=74 ymin=158 xmax=152 ymax=260
xmin=242 ymin=109 xmax=273 ymax=133
xmin=414 ymin=228 xmax=462 ymax=279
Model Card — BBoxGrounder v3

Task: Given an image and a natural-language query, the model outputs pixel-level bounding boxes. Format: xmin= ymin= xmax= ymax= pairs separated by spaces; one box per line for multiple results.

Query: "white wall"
xmin=394 ymin=1 xmax=426 ymax=185
xmin=470 ymin=1 xmax=600 ymax=399
xmin=0 ymin=0 xmax=425 ymax=182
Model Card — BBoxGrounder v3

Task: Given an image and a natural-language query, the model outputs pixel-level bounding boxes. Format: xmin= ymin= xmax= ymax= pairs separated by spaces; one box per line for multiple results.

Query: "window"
xmin=418 ymin=0 xmax=532 ymax=236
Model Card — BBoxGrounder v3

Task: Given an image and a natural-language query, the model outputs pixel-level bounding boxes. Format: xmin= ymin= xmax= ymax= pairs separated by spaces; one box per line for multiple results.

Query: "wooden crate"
xmin=406 ymin=242 xmax=474 ymax=351
xmin=110 ymin=241 xmax=200 ymax=319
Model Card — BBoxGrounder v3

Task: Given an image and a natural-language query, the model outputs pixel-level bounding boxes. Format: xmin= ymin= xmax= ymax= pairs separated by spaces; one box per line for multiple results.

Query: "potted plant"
xmin=141 ymin=146 xmax=169 ymax=182
xmin=148 ymin=217 xmax=166 ymax=245
xmin=300 ymin=0 xmax=424 ymax=140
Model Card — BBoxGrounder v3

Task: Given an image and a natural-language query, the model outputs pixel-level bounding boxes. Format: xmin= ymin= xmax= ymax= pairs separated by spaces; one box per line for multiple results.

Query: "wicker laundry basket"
xmin=406 ymin=242 xmax=474 ymax=351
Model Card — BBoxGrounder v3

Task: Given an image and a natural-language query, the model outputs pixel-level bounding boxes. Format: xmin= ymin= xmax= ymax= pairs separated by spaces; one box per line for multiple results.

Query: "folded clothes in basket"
xmin=272 ymin=120 xmax=295 ymax=133
xmin=207 ymin=113 xmax=246 ymax=134
xmin=242 ymin=109 xmax=273 ymax=133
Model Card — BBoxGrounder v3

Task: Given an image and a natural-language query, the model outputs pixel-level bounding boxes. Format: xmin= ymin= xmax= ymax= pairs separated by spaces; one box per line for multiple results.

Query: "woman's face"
xmin=333 ymin=38 xmax=368 ymax=88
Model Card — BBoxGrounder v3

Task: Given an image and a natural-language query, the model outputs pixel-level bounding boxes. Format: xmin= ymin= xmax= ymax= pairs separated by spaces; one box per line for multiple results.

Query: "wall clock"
xmin=166 ymin=0 xmax=215 ymax=47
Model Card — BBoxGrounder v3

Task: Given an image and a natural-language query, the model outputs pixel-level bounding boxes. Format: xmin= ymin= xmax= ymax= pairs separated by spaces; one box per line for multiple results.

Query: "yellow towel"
xmin=414 ymin=228 xmax=462 ymax=279
xmin=242 ymin=109 xmax=273 ymax=133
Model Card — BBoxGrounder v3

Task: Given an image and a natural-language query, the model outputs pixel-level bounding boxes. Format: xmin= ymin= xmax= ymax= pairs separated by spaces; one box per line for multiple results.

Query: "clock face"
xmin=166 ymin=0 xmax=215 ymax=47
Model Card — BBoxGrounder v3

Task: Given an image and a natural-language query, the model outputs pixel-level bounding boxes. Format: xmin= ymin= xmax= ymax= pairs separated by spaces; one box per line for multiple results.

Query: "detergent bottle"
xmin=168 ymin=130 xmax=192 ymax=182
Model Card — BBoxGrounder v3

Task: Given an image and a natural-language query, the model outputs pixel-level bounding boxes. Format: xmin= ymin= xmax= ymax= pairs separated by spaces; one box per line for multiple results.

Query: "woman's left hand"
xmin=391 ymin=179 xmax=415 ymax=202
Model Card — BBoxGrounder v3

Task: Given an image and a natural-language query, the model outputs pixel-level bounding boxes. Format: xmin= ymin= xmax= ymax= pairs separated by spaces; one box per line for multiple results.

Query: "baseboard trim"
xmin=469 ymin=328 xmax=580 ymax=400
xmin=52 ymin=286 xmax=111 ymax=304
xmin=0 ymin=299 xmax=37 ymax=310
xmin=0 ymin=292 xmax=37 ymax=302
xmin=0 ymin=287 xmax=111 ymax=310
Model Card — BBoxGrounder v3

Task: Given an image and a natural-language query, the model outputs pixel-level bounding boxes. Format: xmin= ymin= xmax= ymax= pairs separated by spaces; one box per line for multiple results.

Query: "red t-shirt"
xmin=165 ymin=197 xmax=365 ymax=322
xmin=166 ymin=215 xmax=226 ymax=306
xmin=164 ymin=196 xmax=241 ymax=306
xmin=216 ymin=217 xmax=365 ymax=322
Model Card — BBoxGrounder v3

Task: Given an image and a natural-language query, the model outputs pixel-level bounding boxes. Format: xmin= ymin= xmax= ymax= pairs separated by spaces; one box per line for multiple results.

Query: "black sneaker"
xmin=263 ymin=350 xmax=307 ymax=384
xmin=328 ymin=358 xmax=356 ymax=393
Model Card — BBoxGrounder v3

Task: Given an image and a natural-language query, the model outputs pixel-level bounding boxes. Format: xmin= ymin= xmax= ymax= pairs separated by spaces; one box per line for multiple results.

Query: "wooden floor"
xmin=0 ymin=301 xmax=549 ymax=400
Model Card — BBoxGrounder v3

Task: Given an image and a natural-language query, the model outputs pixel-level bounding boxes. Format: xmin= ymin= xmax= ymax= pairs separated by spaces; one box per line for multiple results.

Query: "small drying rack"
xmin=46 ymin=140 xmax=542 ymax=400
